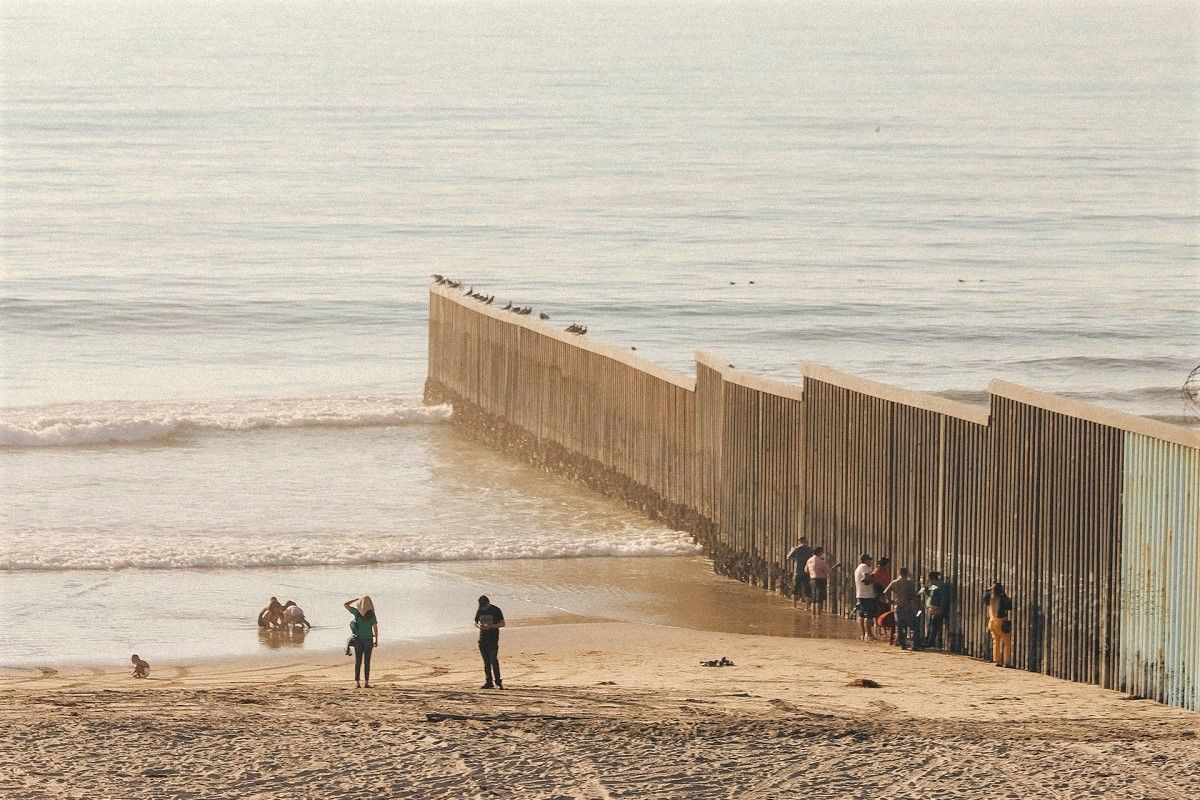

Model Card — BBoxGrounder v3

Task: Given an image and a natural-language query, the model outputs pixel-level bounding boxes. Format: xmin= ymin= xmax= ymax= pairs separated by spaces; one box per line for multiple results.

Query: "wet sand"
xmin=3 ymin=619 xmax=1198 ymax=799
xmin=0 ymin=556 xmax=853 ymax=667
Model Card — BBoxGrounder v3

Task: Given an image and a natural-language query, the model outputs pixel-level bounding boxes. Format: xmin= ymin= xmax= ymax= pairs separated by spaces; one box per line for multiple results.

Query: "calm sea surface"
xmin=1 ymin=1 xmax=1196 ymax=662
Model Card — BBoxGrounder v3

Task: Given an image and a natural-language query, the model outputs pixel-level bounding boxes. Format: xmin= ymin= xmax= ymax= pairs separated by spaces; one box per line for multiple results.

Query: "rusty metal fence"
xmin=425 ymin=284 xmax=1200 ymax=711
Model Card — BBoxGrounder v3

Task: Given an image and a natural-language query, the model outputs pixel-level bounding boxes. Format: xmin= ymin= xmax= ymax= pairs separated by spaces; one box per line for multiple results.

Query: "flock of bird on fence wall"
xmin=432 ymin=274 xmax=587 ymax=335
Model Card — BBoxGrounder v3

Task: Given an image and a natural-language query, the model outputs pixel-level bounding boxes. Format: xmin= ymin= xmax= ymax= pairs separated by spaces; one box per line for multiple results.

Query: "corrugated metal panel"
xmin=1119 ymin=435 xmax=1200 ymax=711
xmin=988 ymin=396 xmax=1124 ymax=685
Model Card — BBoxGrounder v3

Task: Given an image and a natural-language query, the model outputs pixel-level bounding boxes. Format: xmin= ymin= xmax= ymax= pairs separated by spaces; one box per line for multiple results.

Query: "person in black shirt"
xmin=785 ymin=538 xmax=815 ymax=608
xmin=474 ymin=595 xmax=505 ymax=689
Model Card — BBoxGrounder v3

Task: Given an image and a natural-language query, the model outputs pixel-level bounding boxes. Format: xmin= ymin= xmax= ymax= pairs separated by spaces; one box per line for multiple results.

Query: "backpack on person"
xmin=998 ymin=595 xmax=1013 ymax=633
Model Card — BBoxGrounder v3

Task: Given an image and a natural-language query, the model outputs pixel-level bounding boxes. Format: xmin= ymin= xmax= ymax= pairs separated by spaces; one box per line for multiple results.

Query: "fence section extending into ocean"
xmin=424 ymin=284 xmax=1200 ymax=711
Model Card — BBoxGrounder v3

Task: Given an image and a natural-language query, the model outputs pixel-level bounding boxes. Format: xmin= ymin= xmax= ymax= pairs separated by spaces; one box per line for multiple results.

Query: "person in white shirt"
xmin=804 ymin=547 xmax=841 ymax=617
xmin=853 ymin=554 xmax=878 ymax=641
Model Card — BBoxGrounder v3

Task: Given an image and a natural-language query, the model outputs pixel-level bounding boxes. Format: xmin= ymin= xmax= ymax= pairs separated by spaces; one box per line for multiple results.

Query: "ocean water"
xmin=1 ymin=2 xmax=1197 ymax=663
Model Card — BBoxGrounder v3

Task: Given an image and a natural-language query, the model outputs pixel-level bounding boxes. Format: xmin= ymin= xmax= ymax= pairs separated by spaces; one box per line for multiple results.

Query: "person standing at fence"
xmin=921 ymin=573 xmax=952 ymax=650
xmin=883 ymin=568 xmax=922 ymax=650
xmin=475 ymin=595 xmax=505 ymax=689
xmin=805 ymin=547 xmax=838 ymax=617
xmin=871 ymin=557 xmax=892 ymax=597
xmin=786 ymin=537 xmax=815 ymax=608
xmin=343 ymin=596 xmax=378 ymax=688
xmin=854 ymin=555 xmax=878 ymax=640
xmin=984 ymin=582 xmax=1014 ymax=667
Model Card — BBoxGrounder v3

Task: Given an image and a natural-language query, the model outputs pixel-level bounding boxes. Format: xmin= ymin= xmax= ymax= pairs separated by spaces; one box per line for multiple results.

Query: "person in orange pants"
xmin=985 ymin=582 xmax=1013 ymax=667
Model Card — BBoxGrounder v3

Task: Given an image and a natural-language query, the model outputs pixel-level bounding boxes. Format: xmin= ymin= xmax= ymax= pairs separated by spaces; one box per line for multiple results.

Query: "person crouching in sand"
xmin=131 ymin=654 xmax=149 ymax=678
xmin=258 ymin=596 xmax=284 ymax=629
xmin=343 ymin=596 xmax=378 ymax=688
xmin=281 ymin=600 xmax=311 ymax=630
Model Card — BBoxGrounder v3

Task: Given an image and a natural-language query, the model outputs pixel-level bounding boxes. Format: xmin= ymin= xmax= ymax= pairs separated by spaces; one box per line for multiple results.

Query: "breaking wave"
xmin=0 ymin=531 xmax=703 ymax=572
xmin=0 ymin=395 xmax=453 ymax=449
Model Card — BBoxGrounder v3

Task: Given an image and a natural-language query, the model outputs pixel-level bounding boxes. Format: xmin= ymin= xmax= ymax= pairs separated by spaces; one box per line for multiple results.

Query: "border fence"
xmin=425 ymin=283 xmax=1200 ymax=711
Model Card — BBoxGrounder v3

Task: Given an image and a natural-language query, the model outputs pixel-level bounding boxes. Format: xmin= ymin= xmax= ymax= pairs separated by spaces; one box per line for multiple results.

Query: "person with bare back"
xmin=257 ymin=596 xmax=284 ymax=629
xmin=131 ymin=654 xmax=150 ymax=678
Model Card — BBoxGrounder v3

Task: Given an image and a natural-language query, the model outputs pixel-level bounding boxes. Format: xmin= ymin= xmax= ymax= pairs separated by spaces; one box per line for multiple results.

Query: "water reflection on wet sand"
xmin=2 ymin=556 xmax=858 ymax=667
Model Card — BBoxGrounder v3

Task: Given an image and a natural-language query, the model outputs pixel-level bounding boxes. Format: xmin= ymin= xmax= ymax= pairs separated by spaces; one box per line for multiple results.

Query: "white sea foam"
xmin=0 ymin=530 xmax=702 ymax=571
xmin=0 ymin=396 xmax=453 ymax=449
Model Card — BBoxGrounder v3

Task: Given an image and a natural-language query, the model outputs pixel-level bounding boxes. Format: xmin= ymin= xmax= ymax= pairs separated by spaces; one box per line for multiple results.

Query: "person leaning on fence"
xmin=984 ymin=582 xmax=1014 ymax=667
xmin=870 ymin=557 xmax=892 ymax=597
xmin=786 ymin=537 xmax=815 ymax=608
xmin=921 ymin=572 xmax=952 ymax=650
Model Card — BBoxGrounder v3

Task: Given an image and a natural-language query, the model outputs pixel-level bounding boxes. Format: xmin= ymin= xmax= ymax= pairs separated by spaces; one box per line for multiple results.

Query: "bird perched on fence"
xmin=432 ymin=274 xmax=445 ymax=283
xmin=446 ymin=279 xmax=461 ymax=288
xmin=518 ymin=307 xmax=532 ymax=315
xmin=502 ymin=301 xmax=512 ymax=310
xmin=565 ymin=324 xmax=587 ymax=335
xmin=485 ymin=295 xmax=495 ymax=305
xmin=539 ymin=312 xmax=550 ymax=320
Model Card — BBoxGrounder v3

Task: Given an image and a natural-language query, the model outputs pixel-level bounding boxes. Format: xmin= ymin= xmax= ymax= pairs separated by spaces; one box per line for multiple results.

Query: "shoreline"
xmin=0 ymin=556 xmax=861 ymax=670
xmin=4 ymin=620 xmax=1198 ymax=799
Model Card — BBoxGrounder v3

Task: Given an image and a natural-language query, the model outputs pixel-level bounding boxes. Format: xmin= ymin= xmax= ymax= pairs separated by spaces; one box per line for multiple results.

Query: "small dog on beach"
xmin=875 ymin=611 xmax=897 ymax=646
xmin=131 ymin=654 xmax=150 ymax=679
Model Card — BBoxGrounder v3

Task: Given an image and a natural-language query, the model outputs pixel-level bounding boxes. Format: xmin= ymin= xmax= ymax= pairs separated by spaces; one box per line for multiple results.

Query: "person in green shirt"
xmin=920 ymin=573 xmax=952 ymax=650
xmin=343 ymin=596 xmax=379 ymax=688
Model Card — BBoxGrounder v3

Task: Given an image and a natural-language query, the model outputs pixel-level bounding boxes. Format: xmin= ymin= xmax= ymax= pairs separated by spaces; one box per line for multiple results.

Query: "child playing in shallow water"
xmin=131 ymin=654 xmax=149 ymax=679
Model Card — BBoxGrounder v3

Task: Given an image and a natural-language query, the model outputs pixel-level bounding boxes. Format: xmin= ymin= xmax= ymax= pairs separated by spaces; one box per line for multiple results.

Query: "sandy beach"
xmin=4 ymin=619 xmax=1198 ymax=799
xmin=3 ymin=2 xmax=1198 ymax=799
